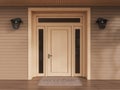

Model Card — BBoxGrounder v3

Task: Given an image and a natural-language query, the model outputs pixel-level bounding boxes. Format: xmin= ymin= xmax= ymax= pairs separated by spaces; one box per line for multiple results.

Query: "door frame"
xmin=36 ymin=23 xmax=84 ymax=77
xmin=28 ymin=8 xmax=91 ymax=80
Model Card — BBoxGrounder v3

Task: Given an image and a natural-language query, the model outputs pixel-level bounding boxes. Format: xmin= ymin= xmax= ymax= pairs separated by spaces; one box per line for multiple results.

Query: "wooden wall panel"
xmin=0 ymin=0 xmax=27 ymax=6
xmin=60 ymin=0 xmax=120 ymax=6
xmin=0 ymin=7 xmax=120 ymax=80
xmin=28 ymin=0 xmax=59 ymax=5
xmin=0 ymin=7 xmax=28 ymax=80
xmin=0 ymin=0 xmax=120 ymax=6
xmin=91 ymin=7 xmax=120 ymax=80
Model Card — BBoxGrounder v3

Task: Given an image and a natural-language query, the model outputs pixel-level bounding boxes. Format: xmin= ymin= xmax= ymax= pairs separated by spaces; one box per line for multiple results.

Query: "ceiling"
xmin=0 ymin=0 xmax=120 ymax=6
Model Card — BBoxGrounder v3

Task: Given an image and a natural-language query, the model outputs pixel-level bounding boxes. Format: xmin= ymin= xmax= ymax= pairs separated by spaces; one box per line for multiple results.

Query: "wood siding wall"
xmin=0 ymin=8 xmax=28 ymax=80
xmin=0 ymin=7 xmax=120 ymax=80
xmin=91 ymin=7 xmax=120 ymax=79
xmin=0 ymin=0 xmax=120 ymax=6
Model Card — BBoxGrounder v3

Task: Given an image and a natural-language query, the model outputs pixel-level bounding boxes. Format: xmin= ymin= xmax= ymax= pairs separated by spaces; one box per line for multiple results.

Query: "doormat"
xmin=38 ymin=77 xmax=82 ymax=86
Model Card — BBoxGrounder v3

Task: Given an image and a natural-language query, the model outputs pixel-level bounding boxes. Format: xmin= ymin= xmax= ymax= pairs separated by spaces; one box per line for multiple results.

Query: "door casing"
xmin=28 ymin=8 xmax=91 ymax=80
xmin=36 ymin=15 xmax=85 ymax=77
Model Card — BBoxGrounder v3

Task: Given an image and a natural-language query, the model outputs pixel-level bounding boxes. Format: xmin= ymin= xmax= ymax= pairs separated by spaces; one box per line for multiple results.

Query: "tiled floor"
xmin=0 ymin=77 xmax=120 ymax=90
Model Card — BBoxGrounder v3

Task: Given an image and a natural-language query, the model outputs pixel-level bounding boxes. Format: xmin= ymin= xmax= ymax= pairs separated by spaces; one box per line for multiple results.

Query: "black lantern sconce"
xmin=96 ymin=17 xmax=108 ymax=29
xmin=11 ymin=18 xmax=23 ymax=30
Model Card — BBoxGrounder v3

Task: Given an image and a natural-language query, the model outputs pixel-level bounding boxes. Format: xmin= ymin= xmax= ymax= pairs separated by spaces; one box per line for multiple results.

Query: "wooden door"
xmin=47 ymin=26 xmax=72 ymax=76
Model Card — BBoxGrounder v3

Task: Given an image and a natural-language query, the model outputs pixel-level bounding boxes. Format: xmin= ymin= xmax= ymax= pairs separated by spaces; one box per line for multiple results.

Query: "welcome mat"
xmin=38 ymin=77 xmax=82 ymax=86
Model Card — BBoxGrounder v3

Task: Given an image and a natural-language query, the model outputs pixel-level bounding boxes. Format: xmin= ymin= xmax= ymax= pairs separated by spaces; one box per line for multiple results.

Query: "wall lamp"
xmin=96 ymin=17 xmax=108 ymax=29
xmin=11 ymin=18 xmax=23 ymax=30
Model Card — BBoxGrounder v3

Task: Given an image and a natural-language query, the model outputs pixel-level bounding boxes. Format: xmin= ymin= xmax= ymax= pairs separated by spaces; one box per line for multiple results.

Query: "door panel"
xmin=52 ymin=30 xmax=68 ymax=73
xmin=48 ymin=26 xmax=71 ymax=76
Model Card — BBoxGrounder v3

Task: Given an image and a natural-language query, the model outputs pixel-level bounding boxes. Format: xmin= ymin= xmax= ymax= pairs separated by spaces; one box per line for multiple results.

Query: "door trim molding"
xmin=28 ymin=7 xmax=91 ymax=80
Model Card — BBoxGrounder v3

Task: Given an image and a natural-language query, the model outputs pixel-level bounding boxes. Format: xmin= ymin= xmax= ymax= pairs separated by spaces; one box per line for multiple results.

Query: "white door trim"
xmin=28 ymin=8 xmax=91 ymax=80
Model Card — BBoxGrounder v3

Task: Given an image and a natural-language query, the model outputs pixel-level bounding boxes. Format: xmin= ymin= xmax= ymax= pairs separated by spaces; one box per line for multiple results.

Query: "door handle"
xmin=48 ymin=54 xmax=52 ymax=59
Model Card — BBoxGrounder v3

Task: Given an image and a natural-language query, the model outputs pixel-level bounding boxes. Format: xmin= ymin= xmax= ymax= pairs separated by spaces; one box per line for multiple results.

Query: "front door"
xmin=47 ymin=26 xmax=72 ymax=76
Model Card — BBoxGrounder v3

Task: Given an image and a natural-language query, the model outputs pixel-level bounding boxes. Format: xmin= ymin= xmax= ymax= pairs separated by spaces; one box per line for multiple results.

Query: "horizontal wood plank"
xmin=91 ymin=7 xmax=120 ymax=80
xmin=0 ymin=8 xmax=28 ymax=80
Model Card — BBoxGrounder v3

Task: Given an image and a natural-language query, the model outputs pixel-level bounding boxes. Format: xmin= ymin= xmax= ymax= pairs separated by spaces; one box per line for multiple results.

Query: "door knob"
xmin=48 ymin=54 xmax=52 ymax=59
